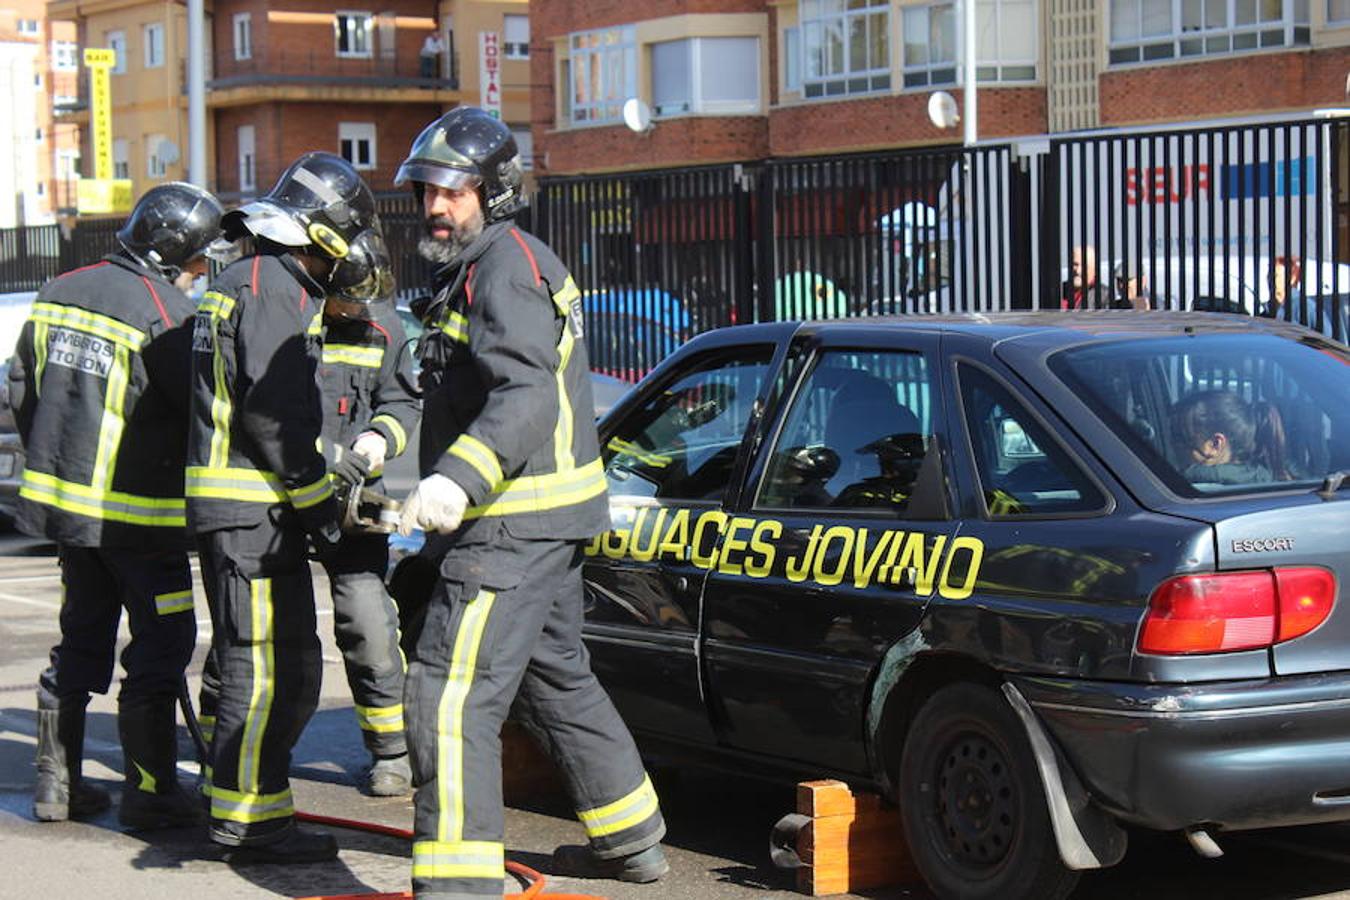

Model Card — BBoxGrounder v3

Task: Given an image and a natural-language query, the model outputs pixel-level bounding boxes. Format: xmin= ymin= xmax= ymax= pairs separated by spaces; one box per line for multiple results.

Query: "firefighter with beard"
xmin=316 ymin=240 xmax=420 ymax=797
xmin=187 ymin=152 xmax=390 ymax=863
xmin=394 ymin=106 xmax=668 ymax=900
xmin=11 ymin=182 xmax=225 ymax=829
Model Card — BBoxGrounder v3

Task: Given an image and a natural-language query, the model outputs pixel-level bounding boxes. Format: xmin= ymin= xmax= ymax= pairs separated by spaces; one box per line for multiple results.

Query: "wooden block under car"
xmin=794 ymin=779 xmax=921 ymax=896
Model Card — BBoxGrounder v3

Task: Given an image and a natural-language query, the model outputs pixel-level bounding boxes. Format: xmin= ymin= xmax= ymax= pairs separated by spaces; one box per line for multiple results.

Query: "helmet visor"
xmin=227 ymin=200 xmax=310 ymax=246
xmin=394 ymin=159 xmax=481 ymax=192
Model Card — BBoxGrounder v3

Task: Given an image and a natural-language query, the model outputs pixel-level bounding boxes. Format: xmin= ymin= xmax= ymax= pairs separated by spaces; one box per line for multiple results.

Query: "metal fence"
xmin=2 ymin=116 xmax=1346 ymax=380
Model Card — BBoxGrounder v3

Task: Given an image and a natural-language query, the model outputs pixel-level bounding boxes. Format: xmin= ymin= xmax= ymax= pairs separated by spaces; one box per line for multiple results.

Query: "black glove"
xmin=332 ymin=450 xmax=371 ymax=486
xmin=309 ymin=519 xmax=344 ymax=562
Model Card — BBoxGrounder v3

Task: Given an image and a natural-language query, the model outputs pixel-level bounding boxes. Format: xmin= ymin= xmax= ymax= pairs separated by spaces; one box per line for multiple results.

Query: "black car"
xmin=582 ymin=311 xmax=1350 ymax=900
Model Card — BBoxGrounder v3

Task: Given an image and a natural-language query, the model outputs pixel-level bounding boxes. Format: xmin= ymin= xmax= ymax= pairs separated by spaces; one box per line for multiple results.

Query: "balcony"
xmin=206 ymin=43 xmax=463 ymax=106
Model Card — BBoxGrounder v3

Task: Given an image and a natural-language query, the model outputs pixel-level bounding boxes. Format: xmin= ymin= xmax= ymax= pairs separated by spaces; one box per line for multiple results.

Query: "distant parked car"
xmin=584 ymin=287 xmax=691 ymax=382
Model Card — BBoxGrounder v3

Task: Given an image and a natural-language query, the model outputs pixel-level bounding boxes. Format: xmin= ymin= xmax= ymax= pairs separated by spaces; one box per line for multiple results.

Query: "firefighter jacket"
xmin=416 ymin=221 xmax=609 ymax=542
xmin=186 ymin=251 xmax=338 ymax=534
xmin=318 ymin=306 xmax=420 ymax=471
xmin=10 ymin=254 xmax=195 ymax=549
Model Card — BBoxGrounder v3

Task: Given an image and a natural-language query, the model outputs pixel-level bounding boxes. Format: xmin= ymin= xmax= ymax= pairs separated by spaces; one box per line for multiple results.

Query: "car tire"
xmin=898 ymin=682 xmax=1079 ymax=900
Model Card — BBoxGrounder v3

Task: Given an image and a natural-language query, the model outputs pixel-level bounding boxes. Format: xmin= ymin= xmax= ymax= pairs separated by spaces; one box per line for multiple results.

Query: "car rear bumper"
xmin=1014 ymin=672 xmax=1350 ymax=833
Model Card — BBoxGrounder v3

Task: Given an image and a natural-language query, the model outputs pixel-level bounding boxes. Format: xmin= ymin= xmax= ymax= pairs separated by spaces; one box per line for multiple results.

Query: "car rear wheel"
xmin=898 ymin=682 xmax=1079 ymax=900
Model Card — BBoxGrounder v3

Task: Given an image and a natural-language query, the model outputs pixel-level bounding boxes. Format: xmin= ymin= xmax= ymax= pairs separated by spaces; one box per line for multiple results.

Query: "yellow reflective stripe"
xmin=551 ymin=276 xmax=581 ymax=315
xmin=198 ymin=715 xmax=216 ymax=744
xmin=447 ymin=434 xmax=503 ymax=489
xmin=208 ymin=785 xmax=293 ymax=824
xmin=33 ymin=321 xmax=48 ymax=397
xmin=308 ymin=310 xmax=324 ymax=337
xmin=240 ymin=578 xmax=274 ymax=794
xmin=464 ymin=458 xmax=606 ymax=520
xmin=411 ymin=840 xmax=505 ymax=880
xmin=155 ymin=589 xmax=194 ymax=616
xmin=553 ymin=307 xmax=577 ymax=474
xmin=31 ymin=301 xmax=145 ymax=349
xmin=437 ymin=589 xmax=496 ymax=843
xmin=322 ymin=344 xmax=384 ymax=367
xmin=19 ymin=470 xmax=186 ymax=527
xmin=607 ymin=437 xmax=672 ymax=468
xmin=356 ymin=703 xmax=405 ymax=733
xmin=437 ymin=309 xmax=469 ymax=344
xmin=200 ymin=290 xmax=236 ymax=318
xmin=371 ymin=414 xmax=407 ymax=456
xmin=577 ymin=774 xmax=660 ymax=838
xmin=90 ymin=344 xmax=131 ymax=490
xmin=208 ymin=315 xmax=232 ymax=468
xmin=133 ymin=761 xmax=157 ymax=793
xmin=287 ymin=474 xmax=333 ymax=510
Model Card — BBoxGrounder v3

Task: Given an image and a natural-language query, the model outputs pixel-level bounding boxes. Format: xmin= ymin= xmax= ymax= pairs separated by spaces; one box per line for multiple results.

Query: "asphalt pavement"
xmin=5 ymin=529 xmax=1350 ymax=900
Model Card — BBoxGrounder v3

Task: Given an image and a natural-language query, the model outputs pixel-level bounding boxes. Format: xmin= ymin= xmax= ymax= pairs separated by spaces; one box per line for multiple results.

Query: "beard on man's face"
xmin=418 ymin=208 xmax=485 ymax=265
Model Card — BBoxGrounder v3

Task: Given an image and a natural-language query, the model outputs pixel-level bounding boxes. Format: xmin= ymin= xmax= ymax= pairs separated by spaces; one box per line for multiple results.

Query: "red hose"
xmin=294 ymin=811 xmax=608 ymax=900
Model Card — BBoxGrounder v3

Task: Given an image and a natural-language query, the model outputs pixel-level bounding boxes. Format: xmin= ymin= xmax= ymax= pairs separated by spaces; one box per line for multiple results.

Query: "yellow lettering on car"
xmin=785 ymin=525 xmax=824 ymax=583
xmin=657 ymin=508 xmax=691 ymax=560
xmin=811 ymin=526 xmax=856 ymax=587
xmin=690 ymin=510 xmax=728 ymax=569
xmin=717 ymin=517 xmax=756 ymax=576
xmin=629 ymin=507 xmax=667 ymax=562
xmin=937 ymin=535 xmax=985 ymax=601
xmin=744 ymin=519 xmax=781 ymax=578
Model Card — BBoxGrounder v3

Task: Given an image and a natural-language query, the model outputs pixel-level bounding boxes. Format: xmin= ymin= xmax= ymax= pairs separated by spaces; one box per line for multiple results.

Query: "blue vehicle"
xmin=582 ymin=287 xmax=691 ymax=382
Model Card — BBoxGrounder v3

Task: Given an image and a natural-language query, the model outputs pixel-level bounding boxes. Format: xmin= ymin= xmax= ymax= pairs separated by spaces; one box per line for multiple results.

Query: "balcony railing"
xmin=208 ymin=44 xmax=459 ymax=92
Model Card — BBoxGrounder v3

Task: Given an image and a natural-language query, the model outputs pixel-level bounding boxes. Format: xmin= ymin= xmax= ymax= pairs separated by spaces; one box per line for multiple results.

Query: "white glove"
xmin=352 ymin=431 xmax=388 ymax=474
xmin=399 ymin=473 xmax=469 ymax=536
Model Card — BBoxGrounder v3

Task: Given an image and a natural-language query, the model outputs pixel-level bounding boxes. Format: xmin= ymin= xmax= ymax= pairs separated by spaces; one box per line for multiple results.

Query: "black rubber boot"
xmin=117 ymin=696 xmax=201 ymax=830
xmin=222 ymin=825 xmax=340 ymax=864
xmin=551 ymin=843 xmax=669 ymax=883
xmin=33 ymin=700 xmax=112 ymax=822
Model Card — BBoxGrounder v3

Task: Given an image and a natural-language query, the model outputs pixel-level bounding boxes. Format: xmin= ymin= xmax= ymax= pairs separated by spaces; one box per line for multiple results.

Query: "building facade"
xmin=532 ymin=0 xmax=1350 ymax=175
xmin=0 ymin=0 xmax=77 ymax=225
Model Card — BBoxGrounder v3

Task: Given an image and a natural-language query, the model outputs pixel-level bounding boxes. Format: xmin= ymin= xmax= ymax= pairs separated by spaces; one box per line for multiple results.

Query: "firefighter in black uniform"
xmin=318 ymin=276 xmax=420 ymax=797
xmin=187 ymin=152 xmax=390 ymax=863
xmin=11 ymin=182 xmax=224 ymax=828
xmin=395 ymin=107 xmax=668 ymax=899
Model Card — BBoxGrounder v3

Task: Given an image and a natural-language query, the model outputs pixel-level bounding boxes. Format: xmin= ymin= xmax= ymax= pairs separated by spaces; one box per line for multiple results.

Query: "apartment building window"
xmin=784 ymin=27 xmax=802 ymax=91
xmin=1333 ymin=0 xmax=1350 ymax=22
xmin=652 ymin=37 xmax=760 ymax=116
xmin=52 ymin=41 xmax=78 ymax=71
xmin=107 ymin=31 xmax=127 ymax=74
xmin=1109 ymin=0 xmax=1310 ymax=65
xmin=568 ymin=25 xmax=636 ymax=125
xmin=800 ymin=0 xmax=889 ymax=99
xmin=511 ymin=126 xmax=533 ymax=171
xmin=504 ymin=14 xmax=529 ymax=59
xmin=902 ymin=0 xmax=1037 ymax=87
xmin=113 ymin=139 xmax=129 ymax=179
xmin=336 ymin=12 xmax=374 ymax=58
xmin=147 ymin=134 xmax=168 ymax=178
xmin=238 ymin=125 xmax=256 ymax=192
xmin=902 ymin=4 xmax=956 ymax=87
xmin=144 ymin=23 xmax=165 ymax=69
xmin=234 ymin=13 xmax=252 ymax=60
xmin=18 ymin=19 xmax=40 ymax=36
xmin=339 ymin=122 xmax=376 ymax=169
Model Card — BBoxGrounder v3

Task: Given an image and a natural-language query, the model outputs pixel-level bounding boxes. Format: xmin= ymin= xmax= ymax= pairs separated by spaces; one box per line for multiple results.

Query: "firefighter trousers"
xmin=406 ymin=527 xmax=665 ymax=899
xmin=197 ymin=516 xmax=321 ymax=846
xmin=325 ymin=532 xmax=406 ymax=758
xmin=38 ymin=546 xmax=195 ymax=712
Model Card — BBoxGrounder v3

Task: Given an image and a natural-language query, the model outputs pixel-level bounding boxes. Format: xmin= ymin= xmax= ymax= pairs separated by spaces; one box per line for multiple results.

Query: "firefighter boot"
xmin=551 ymin=843 xmax=669 ymax=883
xmin=222 ymin=825 xmax=340 ymax=864
xmin=367 ymin=753 xmax=411 ymax=797
xmin=33 ymin=702 xmax=112 ymax=822
xmin=117 ymin=697 xmax=203 ymax=830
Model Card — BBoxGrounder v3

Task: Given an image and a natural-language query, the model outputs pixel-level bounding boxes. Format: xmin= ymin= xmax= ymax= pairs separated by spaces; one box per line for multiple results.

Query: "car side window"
xmin=603 ymin=347 xmax=773 ymax=502
xmin=958 ymin=365 xmax=1105 ymax=517
xmin=757 ymin=349 xmax=935 ymax=514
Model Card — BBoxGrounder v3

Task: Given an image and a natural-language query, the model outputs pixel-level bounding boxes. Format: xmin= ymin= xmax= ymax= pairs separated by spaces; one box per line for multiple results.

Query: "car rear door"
xmin=700 ymin=327 xmax=958 ymax=774
xmin=583 ymin=342 xmax=780 ymax=744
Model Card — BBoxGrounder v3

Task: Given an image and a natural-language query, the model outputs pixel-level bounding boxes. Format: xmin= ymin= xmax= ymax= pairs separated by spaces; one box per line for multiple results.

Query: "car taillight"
xmin=1138 ymin=568 xmax=1336 ymax=655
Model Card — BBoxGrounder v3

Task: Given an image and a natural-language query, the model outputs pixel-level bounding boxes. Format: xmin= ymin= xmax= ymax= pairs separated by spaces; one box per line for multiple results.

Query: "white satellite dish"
xmin=927 ymin=91 xmax=959 ymax=130
xmin=622 ymin=98 xmax=653 ymax=134
xmin=158 ymin=138 xmax=181 ymax=165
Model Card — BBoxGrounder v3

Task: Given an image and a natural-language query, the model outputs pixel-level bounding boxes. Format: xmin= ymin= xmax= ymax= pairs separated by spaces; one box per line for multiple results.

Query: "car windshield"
xmin=1049 ymin=334 xmax=1350 ymax=498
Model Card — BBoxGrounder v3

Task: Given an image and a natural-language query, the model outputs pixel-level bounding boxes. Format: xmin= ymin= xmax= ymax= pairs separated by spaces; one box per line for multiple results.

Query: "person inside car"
xmin=834 ymin=432 xmax=926 ymax=510
xmin=1171 ymin=390 xmax=1287 ymax=486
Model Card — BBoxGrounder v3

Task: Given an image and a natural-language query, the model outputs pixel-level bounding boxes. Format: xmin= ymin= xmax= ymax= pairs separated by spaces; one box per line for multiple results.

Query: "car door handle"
xmin=674 ymin=575 xmax=689 ymax=593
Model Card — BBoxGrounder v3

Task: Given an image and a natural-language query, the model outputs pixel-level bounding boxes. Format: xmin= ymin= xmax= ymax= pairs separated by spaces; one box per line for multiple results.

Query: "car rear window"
xmin=1049 ymin=335 xmax=1350 ymax=498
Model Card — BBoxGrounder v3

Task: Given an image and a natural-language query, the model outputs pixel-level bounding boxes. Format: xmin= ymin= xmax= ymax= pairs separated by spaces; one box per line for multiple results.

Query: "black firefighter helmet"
xmin=224 ymin=152 xmax=389 ymax=309
xmin=395 ymin=106 xmax=525 ymax=222
xmin=116 ymin=181 xmax=225 ymax=280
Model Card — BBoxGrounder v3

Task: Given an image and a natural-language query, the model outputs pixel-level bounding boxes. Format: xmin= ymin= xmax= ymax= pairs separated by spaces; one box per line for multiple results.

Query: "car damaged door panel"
xmin=583 ymin=346 xmax=776 ymax=744
xmin=701 ymin=334 xmax=962 ymax=773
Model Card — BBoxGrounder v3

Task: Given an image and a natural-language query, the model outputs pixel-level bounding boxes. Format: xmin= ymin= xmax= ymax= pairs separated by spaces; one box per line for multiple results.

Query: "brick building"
xmin=531 ymin=0 xmax=1350 ymax=176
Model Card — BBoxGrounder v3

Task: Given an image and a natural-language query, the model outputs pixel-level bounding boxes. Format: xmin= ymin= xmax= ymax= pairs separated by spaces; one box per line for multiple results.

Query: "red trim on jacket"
xmin=57 ymin=261 xmax=110 ymax=281
xmin=140 ymin=276 xmax=173 ymax=327
xmin=369 ymin=320 xmax=391 ymax=344
xmin=465 ymin=264 xmax=477 ymax=306
xmin=508 ymin=228 xmax=542 ymax=286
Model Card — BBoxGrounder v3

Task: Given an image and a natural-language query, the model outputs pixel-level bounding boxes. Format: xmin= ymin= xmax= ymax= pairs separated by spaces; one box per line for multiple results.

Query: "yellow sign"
xmin=85 ymin=48 xmax=116 ymax=182
xmin=77 ymin=178 xmax=134 ymax=214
